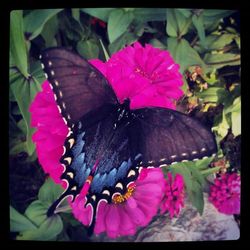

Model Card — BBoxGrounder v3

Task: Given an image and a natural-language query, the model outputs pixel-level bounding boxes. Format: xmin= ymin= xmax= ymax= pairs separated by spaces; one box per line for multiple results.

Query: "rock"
xmin=90 ymin=193 xmax=240 ymax=242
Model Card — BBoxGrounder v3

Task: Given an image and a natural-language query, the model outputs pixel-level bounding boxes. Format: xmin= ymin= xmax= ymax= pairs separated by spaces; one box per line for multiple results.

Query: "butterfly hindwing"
xmin=40 ymin=48 xmax=117 ymax=127
xmin=131 ymin=107 xmax=217 ymax=167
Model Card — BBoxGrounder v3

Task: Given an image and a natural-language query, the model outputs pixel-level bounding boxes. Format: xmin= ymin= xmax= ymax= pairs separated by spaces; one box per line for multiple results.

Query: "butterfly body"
xmin=40 ymin=48 xmax=217 ymax=234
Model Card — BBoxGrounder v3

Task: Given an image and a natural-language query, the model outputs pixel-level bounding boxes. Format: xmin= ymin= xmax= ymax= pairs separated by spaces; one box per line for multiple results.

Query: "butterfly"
xmin=40 ymin=47 xmax=217 ymax=235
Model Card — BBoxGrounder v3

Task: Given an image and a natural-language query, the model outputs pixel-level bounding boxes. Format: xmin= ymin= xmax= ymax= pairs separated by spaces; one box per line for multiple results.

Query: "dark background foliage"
xmin=9 ymin=8 xmax=240 ymax=241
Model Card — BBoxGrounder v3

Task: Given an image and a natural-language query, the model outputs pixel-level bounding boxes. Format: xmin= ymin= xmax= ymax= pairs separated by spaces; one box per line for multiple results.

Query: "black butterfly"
xmin=40 ymin=48 xmax=217 ymax=235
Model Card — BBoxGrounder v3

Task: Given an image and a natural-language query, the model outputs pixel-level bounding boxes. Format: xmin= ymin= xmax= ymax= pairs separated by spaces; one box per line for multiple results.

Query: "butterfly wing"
xmin=56 ymin=104 xmax=141 ymax=234
xmin=40 ymin=47 xmax=117 ymax=127
xmin=130 ymin=107 xmax=217 ymax=167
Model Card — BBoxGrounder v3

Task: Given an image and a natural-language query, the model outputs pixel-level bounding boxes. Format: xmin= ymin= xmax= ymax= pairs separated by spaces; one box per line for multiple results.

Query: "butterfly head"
xmin=114 ymin=99 xmax=135 ymax=129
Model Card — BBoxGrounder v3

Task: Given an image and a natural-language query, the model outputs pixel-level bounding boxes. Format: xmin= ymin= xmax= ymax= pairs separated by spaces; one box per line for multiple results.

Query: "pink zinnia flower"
xmin=71 ymin=168 xmax=166 ymax=238
xmin=29 ymin=81 xmax=69 ymax=187
xmin=90 ymin=42 xmax=183 ymax=110
xmin=209 ymin=173 xmax=240 ymax=215
xmin=160 ymin=173 xmax=185 ymax=218
xmin=30 ymin=42 xmax=184 ymax=238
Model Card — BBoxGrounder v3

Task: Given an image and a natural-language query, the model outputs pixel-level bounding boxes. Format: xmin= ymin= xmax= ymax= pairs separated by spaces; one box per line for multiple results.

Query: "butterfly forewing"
xmin=40 ymin=48 xmax=117 ymax=127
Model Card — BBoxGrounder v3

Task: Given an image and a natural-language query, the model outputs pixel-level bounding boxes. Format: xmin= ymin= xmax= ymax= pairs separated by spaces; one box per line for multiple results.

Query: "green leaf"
xmin=204 ymin=52 xmax=240 ymax=69
xmin=108 ymin=9 xmax=134 ymax=43
xmin=189 ymin=165 xmax=206 ymax=187
xmin=81 ymin=8 xmax=115 ymax=22
xmin=177 ymin=8 xmax=192 ymax=18
xmin=59 ymin=12 xmax=85 ymax=42
xmin=188 ymin=181 xmax=204 ymax=215
xmin=10 ymin=74 xmax=41 ymax=155
xmin=133 ymin=8 xmax=167 ymax=22
xmin=231 ymin=97 xmax=241 ymax=136
xmin=108 ymin=32 xmax=138 ymax=55
xmin=200 ymin=166 xmax=221 ymax=176
xmin=205 ymin=34 xmax=235 ymax=51
xmin=224 ymin=96 xmax=241 ymax=114
xmin=9 ymin=141 xmax=28 ymax=156
xmin=167 ymin=37 xmax=205 ymax=73
xmin=166 ymin=9 xmax=178 ymax=37
xmin=10 ymin=206 xmax=37 ymax=232
xmin=77 ymin=39 xmax=99 ymax=59
xmin=149 ymin=38 xmax=167 ymax=50
xmin=192 ymin=14 xmax=206 ymax=47
xmin=10 ymin=10 xmax=29 ymax=78
xmin=231 ymin=110 xmax=241 ymax=137
xmin=16 ymin=214 xmax=63 ymax=241
xmin=202 ymin=10 xmax=235 ymax=32
xmin=72 ymin=8 xmax=80 ymax=22
xmin=25 ymin=200 xmax=48 ymax=227
xmin=196 ymin=87 xmax=225 ymax=103
xmin=41 ymin=15 xmax=59 ymax=47
xmin=234 ymin=36 xmax=240 ymax=49
xmin=30 ymin=61 xmax=46 ymax=84
xmin=195 ymin=156 xmax=214 ymax=170
xmin=166 ymin=9 xmax=191 ymax=37
xmin=212 ymin=110 xmax=230 ymax=138
xmin=38 ymin=178 xmax=64 ymax=206
xmin=24 ymin=9 xmax=63 ymax=40
xmin=203 ymin=9 xmax=235 ymax=19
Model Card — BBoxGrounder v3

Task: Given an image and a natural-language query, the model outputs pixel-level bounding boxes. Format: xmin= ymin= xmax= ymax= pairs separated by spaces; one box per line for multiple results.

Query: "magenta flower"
xmin=160 ymin=173 xmax=185 ymax=218
xmin=30 ymin=42 xmax=184 ymax=238
xmin=29 ymin=81 xmax=69 ymax=187
xmin=90 ymin=42 xmax=183 ymax=110
xmin=71 ymin=168 xmax=166 ymax=238
xmin=209 ymin=173 xmax=240 ymax=215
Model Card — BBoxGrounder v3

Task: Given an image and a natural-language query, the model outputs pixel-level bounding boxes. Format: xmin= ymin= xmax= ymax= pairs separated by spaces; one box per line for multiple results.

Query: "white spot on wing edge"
xmin=171 ymin=161 xmax=178 ymax=165
xmin=127 ymin=170 xmax=136 ymax=178
xmin=62 ymin=117 xmax=67 ymax=125
xmin=115 ymin=182 xmax=123 ymax=189
xmin=102 ymin=190 xmax=110 ymax=196
xmin=41 ymin=63 xmax=44 ymax=69
xmin=67 ymin=130 xmax=73 ymax=137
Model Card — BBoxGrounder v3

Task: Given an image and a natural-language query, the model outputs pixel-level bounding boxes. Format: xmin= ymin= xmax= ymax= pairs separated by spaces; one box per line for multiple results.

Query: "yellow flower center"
xmin=112 ymin=183 xmax=136 ymax=204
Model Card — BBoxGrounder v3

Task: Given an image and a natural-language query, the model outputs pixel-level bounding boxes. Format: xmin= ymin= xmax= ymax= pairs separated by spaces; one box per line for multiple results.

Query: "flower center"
xmin=134 ymin=67 xmax=158 ymax=81
xmin=112 ymin=183 xmax=136 ymax=204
